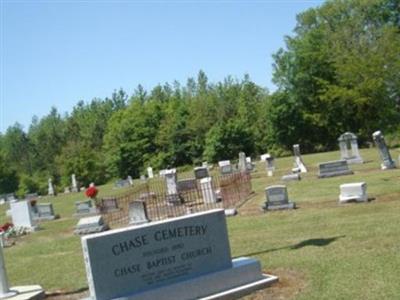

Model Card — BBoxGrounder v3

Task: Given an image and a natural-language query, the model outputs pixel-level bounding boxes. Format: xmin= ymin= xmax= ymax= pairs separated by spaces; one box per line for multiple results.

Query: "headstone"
xmin=245 ymin=157 xmax=254 ymax=171
xmin=64 ymin=187 xmax=70 ymax=194
xmin=48 ymin=178 xmax=55 ymax=196
xmin=74 ymin=200 xmax=98 ymax=217
xmin=318 ymin=160 xmax=354 ymax=178
xmin=200 ymin=177 xmax=217 ymax=204
xmin=74 ymin=215 xmax=108 ymax=235
xmin=265 ymin=154 xmax=275 ymax=177
xmin=127 ymin=176 xmax=134 ymax=186
xmin=177 ymin=178 xmax=197 ymax=192
xmin=159 ymin=169 xmax=167 ymax=178
xmin=238 ymin=152 xmax=247 ymax=172
xmin=281 ymin=173 xmax=301 ymax=182
xmin=338 ymin=132 xmax=363 ymax=164
xmin=218 ymin=160 xmax=233 ymax=175
xmin=81 ymin=209 xmax=277 ymax=300
xmin=202 ymin=161 xmax=208 ymax=168
xmin=292 ymin=144 xmax=307 ymax=173
xmin=165 ymin=169 xmax=181 ymax=205
xmin=339 ymin=182 xmax=368 ymax=203
xmin=147 ymin=167 xmax=154 ymax=179
xmin=128 ymin=200 xmax=150 ymax=225
xmin=194 ymin=166 xmax=209 ymax=180
xmin=101 ymin=198 xmax=119 ymax=213
xmin=372 ymin=130 xmax=396 ymax=170
xmin=140 ymin=175 xmax=147 ymax=182
xmin=114 ymin=179 xmax=130 ymax=188
xmin=0 ymin=239 xmax=45 ymax=299
xmin=260 ymin=153 xmax=269 ymax=161
xmin=71 ymin=174 xmax=78 ymax=192
xmin=164 ymin=169 xmax=178 ymax=195
xmin=34 ymin=203 xmax=56 ymax=221
xmin=10 ymin=201 xmax=37 ymax=231
xmin=263 ymin=185 xmax=296 ymax=210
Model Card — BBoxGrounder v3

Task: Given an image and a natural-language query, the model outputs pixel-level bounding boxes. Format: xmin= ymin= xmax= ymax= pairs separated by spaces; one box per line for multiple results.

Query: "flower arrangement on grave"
xmin=85 ymin=183 xmax=98 ymax=199
xmin=0 ymin=222 xmax=13 ymax=233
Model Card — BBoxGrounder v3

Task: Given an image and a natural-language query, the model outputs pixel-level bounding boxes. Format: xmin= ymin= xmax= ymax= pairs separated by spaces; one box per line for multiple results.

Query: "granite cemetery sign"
xmin=338 ymin=132 xmax=363 ymax=164
xmin=372 ymin=130 xmax=396 ymax=169
xmin=318 ymin=160 xmax=354 ymax=178
xmin=81 ymin=209 xmax=277 ymax=300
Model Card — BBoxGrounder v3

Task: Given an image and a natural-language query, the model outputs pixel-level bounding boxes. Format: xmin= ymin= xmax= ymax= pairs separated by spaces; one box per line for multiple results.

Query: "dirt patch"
xmin=242 ymin=268 xmax=307 ymax=300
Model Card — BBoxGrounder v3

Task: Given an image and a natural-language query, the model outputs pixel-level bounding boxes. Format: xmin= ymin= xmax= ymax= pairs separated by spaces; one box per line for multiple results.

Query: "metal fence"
xmin=99 ymin=171 xmax=253 ymax=228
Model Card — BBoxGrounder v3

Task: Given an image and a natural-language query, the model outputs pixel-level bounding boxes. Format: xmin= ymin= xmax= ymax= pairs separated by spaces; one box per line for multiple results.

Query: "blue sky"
xmin=1 ymin=0 xmax=323 ymax=133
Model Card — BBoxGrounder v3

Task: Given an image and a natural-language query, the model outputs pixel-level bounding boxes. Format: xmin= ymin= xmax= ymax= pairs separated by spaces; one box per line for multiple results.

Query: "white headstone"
xmin=200 ymin=177 xmax=217 ymax=204
xmin=238 ymin=152 xmax=247 ymax=172
xmin=71 ymin=174 xmax=78 ymax=192
xmin=10 ymin=201 xmax=37 ymax=230
xmin=164 ymin=169 xmax=178 ymax=195
xmin=147 ymin=167 xmax=154 ymax=179
xmin=48 ymin=178 xmax=55 ymax=196
xmin=339 ymin=182 xmax=368 ymax=203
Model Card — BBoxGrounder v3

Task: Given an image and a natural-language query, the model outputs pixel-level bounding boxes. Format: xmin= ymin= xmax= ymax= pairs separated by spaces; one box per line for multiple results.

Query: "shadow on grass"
xmin=234 ymin=235 xmax=345 ymax=258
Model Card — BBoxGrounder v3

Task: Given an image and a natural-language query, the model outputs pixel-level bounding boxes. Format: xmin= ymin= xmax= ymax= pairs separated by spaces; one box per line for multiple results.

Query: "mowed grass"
xmin=1 ymin=147 xmax=400 ymax=299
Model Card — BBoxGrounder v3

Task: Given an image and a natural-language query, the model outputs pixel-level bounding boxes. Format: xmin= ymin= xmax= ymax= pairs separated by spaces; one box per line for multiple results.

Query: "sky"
xmin=0 ymin=0 xmax=324 ymax=133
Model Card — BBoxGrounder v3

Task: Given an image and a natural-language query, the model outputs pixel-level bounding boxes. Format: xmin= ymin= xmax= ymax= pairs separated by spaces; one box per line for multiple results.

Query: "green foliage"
xmin=271 ymin=0 xmax=400 ymax=151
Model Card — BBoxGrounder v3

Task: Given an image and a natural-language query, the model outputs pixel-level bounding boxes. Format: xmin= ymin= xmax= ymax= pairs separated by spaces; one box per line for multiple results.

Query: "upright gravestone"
xmin=74 ymin=200 xmax=98 ymax=217
xmin=219 ymin=160 xmax=233 ymax=175
xmin=129 ymin=200 xmax=150 ymax=225
xmin=318 ymin=160 xmax=353 ymax=178
xmin=164 ymin=169 xmax=181 ymax=205
xmin=34 ymin=203 xmax=57 ymax=221
xmin=338 ymin=132 xmax=363 ymax=164
xmin=177 ymin=178 xmax=197 ymax=193
xmin=200 ymin=177 xmax=217 ymax=204
xmin=245 ymin=157 xmax=254 ymax=171
xmin=238 ymin=152 xmax=247 ymax=172
xmin=263 ymin=185 xmax=296 ymax=210
xmin=48 ymin=178 xmax=55 ymax=196
xmin=81 ymin=209 xmax=277 ymax=300
xmin=265 ymin=154 xmax=275 ymax=177
xmin=147 ymin=167 xmax=154 ymax=179
xmin=292 ymin=144 xmax=307 ymax=173
xmin=71 ymin=174 xmax=78 ymax=192
xmin=127 ymin=175 xmax=134 ymax=186
xmin=194 ymin=166 xmax=209 ymax=180
xmin=372 ymin=130 xmax=396 ymax=170
xmin=101 ymin=198 xmax=119 ymax=213
xmin=10 ymin=201 xmax=37 ymax=231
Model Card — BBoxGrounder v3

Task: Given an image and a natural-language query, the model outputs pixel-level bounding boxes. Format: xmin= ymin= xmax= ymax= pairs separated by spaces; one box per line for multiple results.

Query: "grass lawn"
xmin=1 ymin=147 xmax=400 ymax=299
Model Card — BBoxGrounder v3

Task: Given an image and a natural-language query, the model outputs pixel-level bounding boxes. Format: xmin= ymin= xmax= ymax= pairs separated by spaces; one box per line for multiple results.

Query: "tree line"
xmin=0 ymin=0 xmax=399 ymax=196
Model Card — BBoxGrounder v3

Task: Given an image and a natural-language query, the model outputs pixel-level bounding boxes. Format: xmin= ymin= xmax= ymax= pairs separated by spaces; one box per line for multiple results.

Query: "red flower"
xmin=0 ymin=222 xmax=13 ymax=232
xmin=85 ymin=186 xmax=98 ymax=199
